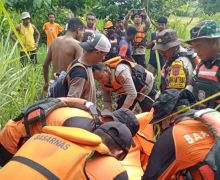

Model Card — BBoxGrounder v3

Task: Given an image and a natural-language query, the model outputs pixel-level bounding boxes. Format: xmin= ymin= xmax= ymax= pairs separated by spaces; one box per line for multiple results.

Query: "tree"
xmin=198 ymin=0 xmax=220 ymax=15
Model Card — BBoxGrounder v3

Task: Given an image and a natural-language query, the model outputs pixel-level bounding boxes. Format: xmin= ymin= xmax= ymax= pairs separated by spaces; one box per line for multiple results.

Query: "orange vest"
xmin=196 ymin=64 xmax=219 ymax=82
xmin=0 ymin=126 xmax=114 ymax=180
xmin=103 ymin=56 xmax=138 ymax=93
xmin=0 ymin=107 xmax=93 ymax=154
xmin=160 ymin=119 xmax=215 ymax=180
xmin=86 ymin=155 xmax=127 ymax=180
xmin=122 ymin=109 xmax=154 ymax=179
xmin=134 ymin=26 xmax=145 ymax=47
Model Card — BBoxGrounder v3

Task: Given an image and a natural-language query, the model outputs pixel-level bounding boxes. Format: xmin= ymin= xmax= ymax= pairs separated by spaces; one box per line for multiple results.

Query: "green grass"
xmin=0 ymin=13 xmax=219 ymax=127
xmin=0 ymin=35 xmax=46 ymax=126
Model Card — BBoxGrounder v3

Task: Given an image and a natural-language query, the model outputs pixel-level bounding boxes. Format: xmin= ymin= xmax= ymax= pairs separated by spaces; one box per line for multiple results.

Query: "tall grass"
xmin=0 ymin=18 xmax=46 ymax=126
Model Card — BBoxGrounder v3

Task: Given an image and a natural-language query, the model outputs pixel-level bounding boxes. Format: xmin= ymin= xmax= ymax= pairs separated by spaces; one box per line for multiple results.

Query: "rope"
xmin=154 ymin=91 xmax=220 ymax=124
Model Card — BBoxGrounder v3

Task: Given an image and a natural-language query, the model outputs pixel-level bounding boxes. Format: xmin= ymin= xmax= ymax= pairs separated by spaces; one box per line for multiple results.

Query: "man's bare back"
xmin=43 ymin=17 xmax=85 ymax=93
xmin=49 ymin=35 xmax=83 ymax=75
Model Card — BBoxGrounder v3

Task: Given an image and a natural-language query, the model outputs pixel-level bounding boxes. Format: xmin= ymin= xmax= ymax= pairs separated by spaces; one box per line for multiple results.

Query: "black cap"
xmin=98 ymin=121 xmax=132 ymax=159
xmin=101 ymin=108 xmax=139 ymax=136
xmin=112 ymin=108 xmax=139 ymax=136
xmin=150 ymin=89 xmax=196 ymax=124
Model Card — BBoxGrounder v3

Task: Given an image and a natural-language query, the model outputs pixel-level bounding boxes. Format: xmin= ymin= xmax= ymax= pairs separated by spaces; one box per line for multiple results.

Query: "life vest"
xmin=0 ymin=97 xmax=99 ymax=155
xmin=121 ymin=109 xmax=155 ymax=179
xmin=0 ymin=126 xmax=111 ymax=180
xmin=133 ymin=26 xmax=146 ymax=48
xmin=179 ymin=109 xmax=220 ymax=179
xmin=192 ymin=59 xmax=220 ymax=108
xmin=103 ymin=56 xmax=149 ymax=93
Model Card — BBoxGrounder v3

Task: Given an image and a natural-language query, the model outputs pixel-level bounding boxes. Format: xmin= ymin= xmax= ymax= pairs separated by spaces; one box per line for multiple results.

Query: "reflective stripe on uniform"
xmin=198 ymin=65 xmax=219 ymax=82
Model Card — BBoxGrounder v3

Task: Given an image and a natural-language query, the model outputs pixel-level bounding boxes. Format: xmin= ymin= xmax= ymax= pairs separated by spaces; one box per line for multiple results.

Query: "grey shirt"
xmin=68 ymin=63 xmax=96 ymax=104
xmin=103 ymin=64 xmax=154 ymax=110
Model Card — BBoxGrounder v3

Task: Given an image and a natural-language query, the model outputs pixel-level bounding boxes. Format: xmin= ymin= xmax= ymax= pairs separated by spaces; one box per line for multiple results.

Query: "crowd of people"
xmin=1 ymin=7 xmax=220 ymax=179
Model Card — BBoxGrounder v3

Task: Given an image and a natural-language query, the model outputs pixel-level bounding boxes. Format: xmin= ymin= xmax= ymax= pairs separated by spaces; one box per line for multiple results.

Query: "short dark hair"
xmin=127 ymin=25 xmax=137 ymax=36
xmin=157 ymin=16 xmax=168 ymax=24
xmin=67 ymin=17 xmax=84 ymax=32
xmin=86 ymin=12 xmax=96 ymax=18
xmin=48 ymin=12 xmax=55 ymax=17
xmin=92 ymin=63 xmax=106 ymax=72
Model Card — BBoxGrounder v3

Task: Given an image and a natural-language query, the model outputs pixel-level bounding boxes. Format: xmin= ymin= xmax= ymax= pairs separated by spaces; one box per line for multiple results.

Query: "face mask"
xmin=107 ymin=29 xmax=115 ymax=39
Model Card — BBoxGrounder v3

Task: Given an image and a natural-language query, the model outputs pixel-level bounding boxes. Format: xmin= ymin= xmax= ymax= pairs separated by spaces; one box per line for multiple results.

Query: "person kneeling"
xmin=0 ymin=121 xmax=134 ymax=180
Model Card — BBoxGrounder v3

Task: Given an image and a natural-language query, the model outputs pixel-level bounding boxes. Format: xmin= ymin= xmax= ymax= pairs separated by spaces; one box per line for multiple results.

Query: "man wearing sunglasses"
xmin=67 ymin=33 xmax=111 ymax=104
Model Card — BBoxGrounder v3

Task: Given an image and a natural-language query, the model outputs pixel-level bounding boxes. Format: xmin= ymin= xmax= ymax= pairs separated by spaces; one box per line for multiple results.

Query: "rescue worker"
xmin=143 ymin=89 xmax=218 ymax=179
xmin=92 ymin=57 xmax=156 ymax=112
xmin=153 ymin=29 xmax=194 ymax=92
xmin=124 ymin=8 xmax=151 ymax=68
xmin=0 ymin=121 xmax=134 ymax=179
xmin=103 ymin=21 xmax=119 ymax=60
xmin=0 ymin=97 xmax=139 ymax=167
xmin=186 ymin=20 xmax=220 ymax=109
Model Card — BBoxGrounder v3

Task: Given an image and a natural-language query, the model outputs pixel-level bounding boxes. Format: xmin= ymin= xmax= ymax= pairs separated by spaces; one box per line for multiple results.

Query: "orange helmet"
xmin=104 ymin=21 xmax=113 ymax=29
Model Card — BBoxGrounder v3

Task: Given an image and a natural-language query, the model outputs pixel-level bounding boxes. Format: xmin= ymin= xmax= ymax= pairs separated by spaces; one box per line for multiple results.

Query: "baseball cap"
xmin=22 ymin=12 xmax=31 ymax=20
xmin=186 ymin=20 xmax=220 ymax=44
xmin=80 ymin=33 xmax=111 ymax=53
xmin=150 ymin=89 xmax=196 ymax=124
xmin=101 ymin=108 xmax=139 ymax=136
xmin=152 ymin=29 xmax=181 ymax=51
xmin=97 ymin=121 xmax=132 ymax=160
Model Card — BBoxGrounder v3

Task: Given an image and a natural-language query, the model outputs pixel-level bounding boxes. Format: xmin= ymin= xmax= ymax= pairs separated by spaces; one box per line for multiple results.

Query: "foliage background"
xmin=0 ymin=0 xmax=220 ymax=126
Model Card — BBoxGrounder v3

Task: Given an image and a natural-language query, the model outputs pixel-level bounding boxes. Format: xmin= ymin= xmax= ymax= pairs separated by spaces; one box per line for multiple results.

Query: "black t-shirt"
xmin=142 ymin=127 xmax=175 ymax=179
xmin=69 ymin=60 xmax=88 ymax=80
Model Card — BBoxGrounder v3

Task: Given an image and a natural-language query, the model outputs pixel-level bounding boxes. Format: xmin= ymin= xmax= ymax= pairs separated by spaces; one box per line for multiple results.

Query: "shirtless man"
xmin=43 ymin=17 xmax=84 ymax=91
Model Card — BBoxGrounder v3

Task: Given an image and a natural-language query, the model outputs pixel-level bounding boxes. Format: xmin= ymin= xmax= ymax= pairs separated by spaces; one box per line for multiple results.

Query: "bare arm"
xmin=74 ymin=45 xmax=83 ymax=60
xmin=141 ymin=9 xmax=151 ymax=33
xmin=123 ymin=10 xmax=133 ymax=30
xmin=43 ymin=46 xmax=52 ymax=91
xmin=33 ymin=25 xmax=40 ymax=47
xmin=103 ymin=90 xmax=113 ymax=111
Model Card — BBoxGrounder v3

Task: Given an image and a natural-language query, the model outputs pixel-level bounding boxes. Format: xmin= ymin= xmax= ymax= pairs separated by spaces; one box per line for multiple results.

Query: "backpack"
xmin=181 ymin=109 xmax=220 ymax=179
xmin=178 ymin=48 xmax=200 ymax=69
xmin=13 ymin=97 xmax=101 ymax=139
xmin=48 ymin=62 xmax=87 ymax=98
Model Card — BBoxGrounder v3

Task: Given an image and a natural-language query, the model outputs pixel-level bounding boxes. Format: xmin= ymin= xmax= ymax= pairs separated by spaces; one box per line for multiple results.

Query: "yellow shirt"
xmin=19 ymin=23 xmax=36 ymax=52
xmin=43 ymin=22 xmax=63 ymax=46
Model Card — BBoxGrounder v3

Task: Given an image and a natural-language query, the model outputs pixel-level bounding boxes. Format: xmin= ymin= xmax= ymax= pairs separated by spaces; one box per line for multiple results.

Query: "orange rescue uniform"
xmin=143 ymin=119 xmax=215 ymax=180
